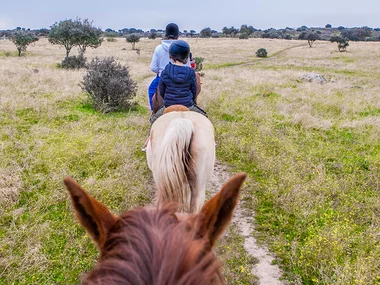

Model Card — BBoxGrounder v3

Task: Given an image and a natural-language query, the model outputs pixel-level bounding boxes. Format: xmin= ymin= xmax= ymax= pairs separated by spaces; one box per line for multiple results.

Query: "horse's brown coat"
xmin=64 ymin=173 xmax=246 ymax=284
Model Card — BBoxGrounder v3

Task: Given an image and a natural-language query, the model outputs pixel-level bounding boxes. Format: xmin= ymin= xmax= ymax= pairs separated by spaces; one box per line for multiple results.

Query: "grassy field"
xmin=0 ymin=37 xmax=379 ymax=284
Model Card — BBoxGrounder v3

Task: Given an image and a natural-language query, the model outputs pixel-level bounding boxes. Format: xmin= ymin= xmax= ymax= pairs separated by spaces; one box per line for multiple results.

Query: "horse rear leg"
xmin=188 ymin=169 xmax=207 ymax=213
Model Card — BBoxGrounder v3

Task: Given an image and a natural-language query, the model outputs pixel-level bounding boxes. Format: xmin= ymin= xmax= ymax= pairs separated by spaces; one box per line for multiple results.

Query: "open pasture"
xmin=1 ymin=37 xmax=379 ymax=284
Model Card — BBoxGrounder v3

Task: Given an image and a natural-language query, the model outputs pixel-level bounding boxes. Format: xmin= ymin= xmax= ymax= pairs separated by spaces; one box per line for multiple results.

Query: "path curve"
xmin=209 ymin=162 xmax=287 ymax=285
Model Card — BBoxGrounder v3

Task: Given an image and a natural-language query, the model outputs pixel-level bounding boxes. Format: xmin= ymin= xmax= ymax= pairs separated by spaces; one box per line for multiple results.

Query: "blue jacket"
xmin=159 ymin=63 xmax=197 ymax=108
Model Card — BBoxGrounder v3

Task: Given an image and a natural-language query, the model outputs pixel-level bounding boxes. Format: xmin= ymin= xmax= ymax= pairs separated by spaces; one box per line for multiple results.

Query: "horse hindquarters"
xmin=153 ymin=118 xmax=194 ymax=212
xmin=188 ymin=123 xmax=215 ymax=212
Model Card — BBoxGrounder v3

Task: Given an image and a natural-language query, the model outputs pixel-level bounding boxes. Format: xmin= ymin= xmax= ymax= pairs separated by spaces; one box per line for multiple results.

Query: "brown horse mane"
xmin=83 ymin=205 xmax=224 ymax=285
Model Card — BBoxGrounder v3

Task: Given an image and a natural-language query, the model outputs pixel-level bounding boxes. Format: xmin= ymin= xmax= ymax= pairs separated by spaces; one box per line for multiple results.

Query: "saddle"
xmin=163 ymin=105 xmax=190 ymax=114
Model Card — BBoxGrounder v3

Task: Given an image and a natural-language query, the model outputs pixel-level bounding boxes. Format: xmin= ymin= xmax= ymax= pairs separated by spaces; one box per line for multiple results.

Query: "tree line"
xmin=3 ymin=20 xmax=380 ymax=57
xmin=2 ymin=23 xmax=380 ymax=41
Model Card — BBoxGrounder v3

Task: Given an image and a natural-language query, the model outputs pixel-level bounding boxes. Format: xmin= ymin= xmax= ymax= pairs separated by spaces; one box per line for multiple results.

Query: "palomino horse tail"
xmin=153 ymin=118 xmax=194 ymax=212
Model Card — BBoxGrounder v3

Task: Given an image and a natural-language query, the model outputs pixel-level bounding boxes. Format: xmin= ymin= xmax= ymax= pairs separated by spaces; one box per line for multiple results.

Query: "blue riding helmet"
xmin=169 ymin=40 xmax=190 ymax=64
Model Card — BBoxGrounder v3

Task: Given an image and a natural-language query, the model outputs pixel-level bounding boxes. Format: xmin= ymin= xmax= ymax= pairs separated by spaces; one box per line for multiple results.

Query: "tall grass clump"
xmin=82 ymin=57 xmax=137 ymax=113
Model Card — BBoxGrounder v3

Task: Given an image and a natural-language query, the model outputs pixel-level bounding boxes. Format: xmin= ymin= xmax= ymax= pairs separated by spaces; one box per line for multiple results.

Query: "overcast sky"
xmin=1 ymin=0 xmax=379 ymax=32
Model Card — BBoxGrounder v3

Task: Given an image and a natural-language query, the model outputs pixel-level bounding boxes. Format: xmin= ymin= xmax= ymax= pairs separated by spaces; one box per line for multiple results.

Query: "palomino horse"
xmin=146 ymin=105 xmax=215 ymax=213
xmin=64 ymin=173 xmax=246 ymax=285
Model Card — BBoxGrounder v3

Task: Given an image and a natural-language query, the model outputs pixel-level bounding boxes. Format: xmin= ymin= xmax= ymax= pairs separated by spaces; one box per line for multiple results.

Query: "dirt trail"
xmin=209 ymin=162 xmax=286 ymax=285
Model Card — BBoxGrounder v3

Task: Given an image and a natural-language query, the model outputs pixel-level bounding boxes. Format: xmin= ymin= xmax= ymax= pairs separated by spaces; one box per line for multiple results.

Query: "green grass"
xmin=0 ymin=94 xmax=152 ymax=284
xmin=0 ymin=50 xmax=20 ymax=57
xmin=204 ymin=61 xmax=247 ymax=70
xmin=217 ymin=226 xmax=258 ymax=285
xmin=2 ymin=38 xmax=380 ymax=284
xmin=0 ymin=88 xmax=251 ymax=284
xmin=330 ymin=56 xmax=355 ymax=63
xmin=208 ymin=86 xmax=380 ymax=284
xmin=255 ymin=63 xmax=378 ymax=78
xmin=359 ymin=107 xmax=380 ymax=117
xmin=0 ymin=50 xmax=35 ymax=57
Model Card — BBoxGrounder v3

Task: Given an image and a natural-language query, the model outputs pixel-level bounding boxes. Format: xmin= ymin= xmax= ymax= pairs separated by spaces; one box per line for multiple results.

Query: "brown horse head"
xmin=64 ymin=173 xmax=246 ymax=284
xmin=163 ymin=105 xmax=190 ymax=114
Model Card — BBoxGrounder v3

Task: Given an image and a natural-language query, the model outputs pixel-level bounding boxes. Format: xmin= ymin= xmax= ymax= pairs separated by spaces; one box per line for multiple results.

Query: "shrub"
xmin=298 ymin=32 xmax=307 ymax=40
xmin=222 ymin=26 xmax=239 ymax=37
xmin=365 ymin=37 xmax=380 ymax=42
xmin=256 ymin=48 xmax=267 ymax=58
xmin=103 ymin=28 xmax=119 ymax=38
xmin=338 ymin=41 xmax=349 ymax=52
xmin=239 ymin=33 xmax=249 ymax=39
xmin=341 ymin=27 xmax=372 ymax=42
xmin=82 ymin=57 xmax=137 ymax=112
xmin=296 ymin=25 xmax=308 ymax=32
xmin=194 ymin=57 xmax=204 ymax=72
xmin=107 ymin=37 xmax=117 ymax=42
xmin=240 ymin=24 xmax=255 ymax=36
xmin=200 ymin=27 xmax=212 ymax=38
xmin=8 ymin=30 xmax=38 ymax=56
xmin=306 ymin=32 xmax=320 ymax=47
xmin=126 ymin=34 xmax=140 ymax=50
xmin=148 ymin=32 xmax=157 ymax=39
xmin=330 ymin=36 xmax=349 ymax=52
xmin=61 ymin=54 xmax=87 ymax=69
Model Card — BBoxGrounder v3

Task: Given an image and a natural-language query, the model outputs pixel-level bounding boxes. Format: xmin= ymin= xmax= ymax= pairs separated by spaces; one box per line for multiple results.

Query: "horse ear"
xmin=64 ymin=177 xmax=117 ymax=249
xmin=197 ymin=173 xmax=246 ymax=247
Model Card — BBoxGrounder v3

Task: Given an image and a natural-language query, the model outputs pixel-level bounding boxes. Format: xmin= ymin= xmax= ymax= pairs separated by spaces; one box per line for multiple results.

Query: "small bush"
xmin=107 ymin=37 xmax=117 ymax=42
xmin=194 ymin=57 xmax=204 ymax=72
xmin=61 ymin=54 xmax=87 ymax=69
xmin=330 ymin=36 xmax=349 ymax=52
xmin=126 ymin=34 xmax=140 ymax=50
xmin=148 ymin=32 xmax=157 ymax=39
xmin=239 ymin=33 xmax=249 ymax=39
xmin=256 ymin=48 xmax=267 ymax=58
xmin=82 ymin=57 xmax=137 ymax=112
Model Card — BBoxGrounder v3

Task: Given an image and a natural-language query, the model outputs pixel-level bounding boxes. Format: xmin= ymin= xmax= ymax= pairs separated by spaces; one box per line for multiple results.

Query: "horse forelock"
xmin=83 ymin=206 xmax=225 ymax=285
